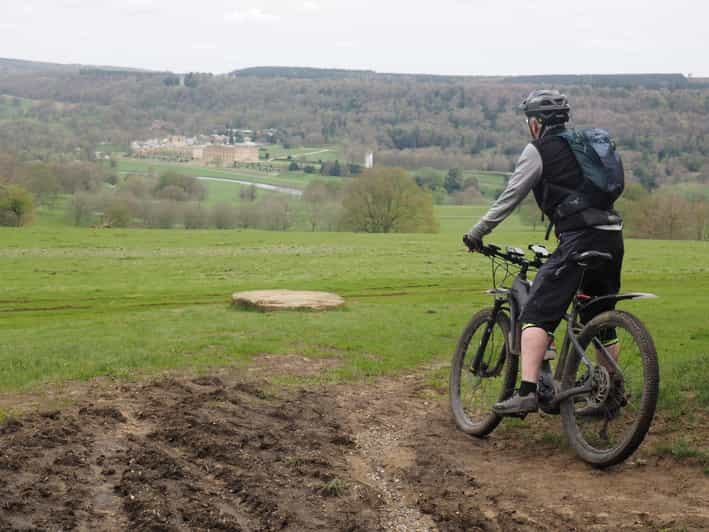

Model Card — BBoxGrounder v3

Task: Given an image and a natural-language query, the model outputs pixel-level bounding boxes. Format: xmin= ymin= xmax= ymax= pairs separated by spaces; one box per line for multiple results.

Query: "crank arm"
xmin=550 ymin=382 xmax=593 ymax=407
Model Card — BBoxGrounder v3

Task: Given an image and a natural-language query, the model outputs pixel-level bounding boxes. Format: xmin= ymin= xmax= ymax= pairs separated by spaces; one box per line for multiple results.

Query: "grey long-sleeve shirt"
xmin=468 ymin=143 xmax=543 ymax=239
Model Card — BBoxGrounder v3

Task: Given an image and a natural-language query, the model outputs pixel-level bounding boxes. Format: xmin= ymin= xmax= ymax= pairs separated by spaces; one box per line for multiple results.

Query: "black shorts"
xmin=519 ymin=228 xmax=624 ymax=333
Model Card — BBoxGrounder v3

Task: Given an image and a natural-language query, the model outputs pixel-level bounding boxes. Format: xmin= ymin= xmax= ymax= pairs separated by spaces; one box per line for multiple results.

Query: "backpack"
xmin=541 ymin=128 xmax=625 ymax=239
xmin=553 ymin=128 xmax=625 ymax=208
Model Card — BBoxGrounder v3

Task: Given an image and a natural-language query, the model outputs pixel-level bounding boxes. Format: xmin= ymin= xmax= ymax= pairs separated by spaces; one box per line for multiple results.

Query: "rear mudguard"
xmin=578 ymin=292 xmax=657 ymax=313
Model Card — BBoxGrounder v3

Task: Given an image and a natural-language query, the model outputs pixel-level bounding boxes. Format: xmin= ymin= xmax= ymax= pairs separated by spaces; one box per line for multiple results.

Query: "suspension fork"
xmin=469 ymin=298 xmax=504 ymax=375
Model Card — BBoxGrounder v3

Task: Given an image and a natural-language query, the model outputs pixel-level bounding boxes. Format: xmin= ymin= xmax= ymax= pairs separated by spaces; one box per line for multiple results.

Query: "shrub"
xmin=211 ymin=202 xmax=239 ymax=229
xmin=183 ymin=202 xmax=209 ymax=229
xmin=0 ymin=184 xmax=34 ymax=226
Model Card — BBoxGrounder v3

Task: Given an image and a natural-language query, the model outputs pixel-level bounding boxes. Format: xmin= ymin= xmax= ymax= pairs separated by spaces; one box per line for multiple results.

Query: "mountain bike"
xmin=449 ymin=243 xmax=659 ymax=468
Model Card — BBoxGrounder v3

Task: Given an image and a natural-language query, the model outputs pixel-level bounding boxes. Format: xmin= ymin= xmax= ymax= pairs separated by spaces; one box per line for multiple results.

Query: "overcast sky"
xmin=1 ymin=0 xmax=707 ymax=76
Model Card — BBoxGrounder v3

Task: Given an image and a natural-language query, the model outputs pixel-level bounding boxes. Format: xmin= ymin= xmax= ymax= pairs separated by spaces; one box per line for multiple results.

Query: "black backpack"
xmin=541 ymin=128 xmax=624 ymax=239
xmin=553 ymin=128 xmax=625 ymax=209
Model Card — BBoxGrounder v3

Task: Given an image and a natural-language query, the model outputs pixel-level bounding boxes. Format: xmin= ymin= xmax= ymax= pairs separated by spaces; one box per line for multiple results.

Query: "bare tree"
xmin=341 ymin=167 xmax=437 ymax=233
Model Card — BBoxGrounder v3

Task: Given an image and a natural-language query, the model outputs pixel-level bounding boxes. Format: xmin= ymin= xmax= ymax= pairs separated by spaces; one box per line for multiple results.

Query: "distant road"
xmin=195 ymin=176 xmax=303 ymax=197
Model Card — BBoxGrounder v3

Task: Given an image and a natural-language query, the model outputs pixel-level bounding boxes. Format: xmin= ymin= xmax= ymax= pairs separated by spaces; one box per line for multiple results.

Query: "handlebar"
xmin=478 ymin=243 xmax=549 ymax=270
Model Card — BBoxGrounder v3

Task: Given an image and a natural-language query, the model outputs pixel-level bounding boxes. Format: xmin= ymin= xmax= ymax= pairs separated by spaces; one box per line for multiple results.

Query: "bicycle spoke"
xmin=461 ymin=323 xmax=506 ymax=421
xmin=564 ymin=311 xmax=657 ymax=465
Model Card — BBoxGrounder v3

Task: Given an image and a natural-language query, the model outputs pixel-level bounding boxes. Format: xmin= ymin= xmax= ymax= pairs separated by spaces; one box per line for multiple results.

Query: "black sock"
xmin=519 ymin=381 xmax=538 ymax=397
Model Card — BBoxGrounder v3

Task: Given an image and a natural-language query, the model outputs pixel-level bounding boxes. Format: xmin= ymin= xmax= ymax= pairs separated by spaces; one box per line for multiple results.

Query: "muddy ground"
xmin=1 ymin=358 xmax=708 ymax=531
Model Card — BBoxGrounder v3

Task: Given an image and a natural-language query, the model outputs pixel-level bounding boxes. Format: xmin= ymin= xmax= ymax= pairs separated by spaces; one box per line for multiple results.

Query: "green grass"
xmin=200 ymin=179 xmax=283 ymax=206
xmin=463 ymin=170 xmax=508 ymax=199
xmin=116 ymin=157 xmax=343 ymax=190
xmin=265 ymin=144 xmax=343 ymax=162
xmin=0 ymin=205 xmax=707 ymax=430
xmin=653 ymin=438 xmax=709 ymax=465
xmin=660 ymin=182 xmax=709 ymax=201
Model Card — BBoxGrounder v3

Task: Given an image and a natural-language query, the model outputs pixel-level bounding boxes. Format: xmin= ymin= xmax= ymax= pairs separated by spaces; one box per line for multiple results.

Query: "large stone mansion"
xmin=131 ymin=134 xmax=260 ymax=166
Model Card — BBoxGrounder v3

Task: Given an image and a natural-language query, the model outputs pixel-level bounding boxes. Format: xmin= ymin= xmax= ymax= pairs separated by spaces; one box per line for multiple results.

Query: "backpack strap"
xmin=545 ymin=221 xmax=554 ymax=241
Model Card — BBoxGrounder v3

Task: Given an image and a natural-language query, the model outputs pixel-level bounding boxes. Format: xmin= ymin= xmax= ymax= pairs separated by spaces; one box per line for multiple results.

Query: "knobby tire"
xmin=449 ymin=308 xmax=517 ymax=437
xmin=560 ymin=310 xmax=659 ymax=468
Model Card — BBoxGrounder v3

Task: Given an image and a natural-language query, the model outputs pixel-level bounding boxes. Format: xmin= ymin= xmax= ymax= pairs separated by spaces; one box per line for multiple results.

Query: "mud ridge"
xmin=0 ymin=369 xmax=708 ymax=531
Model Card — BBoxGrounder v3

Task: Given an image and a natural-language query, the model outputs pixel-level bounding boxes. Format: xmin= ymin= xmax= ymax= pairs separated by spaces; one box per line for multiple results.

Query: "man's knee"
xmin=522 ymin=322 xmax=556 ymax=337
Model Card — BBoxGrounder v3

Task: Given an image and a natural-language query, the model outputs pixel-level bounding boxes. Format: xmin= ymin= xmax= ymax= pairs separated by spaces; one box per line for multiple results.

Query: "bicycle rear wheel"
xmin=449 ymin=308 xmax=517 ymax=437
xmin=560 ymin=310 xmax=659 ymax=468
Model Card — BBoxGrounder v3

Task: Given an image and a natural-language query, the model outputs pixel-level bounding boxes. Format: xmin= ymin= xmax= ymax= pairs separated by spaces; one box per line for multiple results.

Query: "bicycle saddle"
xmin=571 ymin=251 xmax=613 ymax=268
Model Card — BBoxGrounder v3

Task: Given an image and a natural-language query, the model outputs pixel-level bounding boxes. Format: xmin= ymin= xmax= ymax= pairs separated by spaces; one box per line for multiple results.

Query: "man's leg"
xmin=580 ymin=230 xmax=624 ymax=374
xmin=492 ymin=232 xmax=583 ymax=416
xmin=521 ymin=326 xmax=550 ymax=385
xmin=492 ymin=326 xmax=550 ymax=415
xmin=597 ymin=342 xmax=620 ymax=372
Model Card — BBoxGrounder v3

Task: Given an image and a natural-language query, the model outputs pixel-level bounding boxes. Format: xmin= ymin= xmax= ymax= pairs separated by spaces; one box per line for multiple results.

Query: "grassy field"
xmin=116 ymin=158 xmax=343 ymax=190
xmin=264 ymin=144 xmax=343 ymax=162
xmin=471 ymin=171 xmax=509 ymax=199
xmin=661 ymin=182 xmax=709 ymax=201
xmin=1 ymin=203 xmax=708 ymax=429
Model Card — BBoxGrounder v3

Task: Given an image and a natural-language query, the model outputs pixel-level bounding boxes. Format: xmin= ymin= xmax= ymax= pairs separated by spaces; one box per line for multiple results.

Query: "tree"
xmin=211 ymin=203 xmax=238 ymax=229
xmin=69 ymin=192 xmax=95 ymax=226
xmin=154 ymin=171 xmax=206 ymax=201
xmin=22 ymin=163 xmax=59 ymax=203
xmin=341 ymin=167 xmax=438 ymax=233
xmin=103 ymin=198 xmax=134 ymax=227
xmin=183 ymin=202 xmax=208 ymax=229
xmin=303 ymin=180 xmax=342 ymax=231
xmin=0 ymin=184 xmax=34 ymax=226
xmin=452 ymin=184 xmax=484 ymax=205
xmin=625 ymin=194 xmax=694 ymax=240
xmin=184 ymin=73 xmax=199 ymax=88
xmin=690 ymin=201 xmax=709 ymax=240
xmin=239 ymin=184 xmax=257 ymax=202
xmin=517 ymin=196 xmax=542 ymax=231
xmin=259 ymin=197 xmax=293 ymax=230
xmin=321 ymin=160 xmax=344 ymax=177
xmin=444 ymin=168 xmax=463 ymax=193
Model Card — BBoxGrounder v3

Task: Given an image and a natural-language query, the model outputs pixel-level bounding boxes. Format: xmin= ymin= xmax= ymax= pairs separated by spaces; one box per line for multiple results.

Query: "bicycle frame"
xmin=476 ymin=244 xmax=657 ymax=408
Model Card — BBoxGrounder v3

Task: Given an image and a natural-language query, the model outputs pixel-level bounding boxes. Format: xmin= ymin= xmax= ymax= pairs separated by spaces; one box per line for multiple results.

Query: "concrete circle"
xmin=232 ymin=290 xmax=345 ymax=311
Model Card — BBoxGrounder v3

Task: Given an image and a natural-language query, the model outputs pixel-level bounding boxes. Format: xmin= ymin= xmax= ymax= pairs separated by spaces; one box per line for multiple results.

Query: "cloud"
xmin=226 ymin=8 xmax=280 ymax=23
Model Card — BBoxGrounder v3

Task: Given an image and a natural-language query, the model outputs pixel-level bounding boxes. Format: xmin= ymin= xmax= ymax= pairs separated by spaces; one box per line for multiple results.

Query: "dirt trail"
xmin=0 ymin=364 xmax=707 ymax=531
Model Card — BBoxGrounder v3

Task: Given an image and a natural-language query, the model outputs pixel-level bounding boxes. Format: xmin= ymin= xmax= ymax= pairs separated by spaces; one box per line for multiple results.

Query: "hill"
xmin=231 ymin=66 xmax=377 ymax=80
xmin=0 ymin=58 xmax=707 ymax=190
xmin=0 ymin=57 xmax=81 ymax=74
xmin=232 ymin=66 xmax=697 ymax=89
xmin=0 ymin=57 xmax=161 ymax=76
xmin=502 ymin=73 xmax=691 ymax=89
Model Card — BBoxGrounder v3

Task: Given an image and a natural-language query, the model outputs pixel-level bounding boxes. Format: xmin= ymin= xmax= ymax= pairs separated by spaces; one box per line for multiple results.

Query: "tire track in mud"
xmin=0 ymin=376 xmax=383 ymax=531
xmin=339 ymin=375 xmax=439 ymax=531
xmin=336 ymin=370 xmax=709 ymax=532
xmin=1 ymin=367 xmax=708 ymax=531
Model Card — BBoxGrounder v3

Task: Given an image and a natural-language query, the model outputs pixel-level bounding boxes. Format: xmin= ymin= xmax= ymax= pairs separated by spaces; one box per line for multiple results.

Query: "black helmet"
xmin=519 ymin=89 xmax=570 ymax=124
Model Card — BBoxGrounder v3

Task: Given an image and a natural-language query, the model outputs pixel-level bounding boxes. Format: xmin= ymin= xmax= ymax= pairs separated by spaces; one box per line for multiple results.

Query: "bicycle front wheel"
xmin=449 ymin=308 xmax=517 ymax=437
xmin=560 ymin=310 xmax=659 ymax=468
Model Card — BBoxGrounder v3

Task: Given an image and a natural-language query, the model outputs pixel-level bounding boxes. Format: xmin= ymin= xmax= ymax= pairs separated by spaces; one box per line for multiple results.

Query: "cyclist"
xmin=463 ymin=90 xmax=624 ymax=415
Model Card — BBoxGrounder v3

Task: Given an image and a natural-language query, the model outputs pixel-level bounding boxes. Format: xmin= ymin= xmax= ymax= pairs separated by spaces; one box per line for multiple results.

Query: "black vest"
xmin=532 ymin=128 xmax=619 ymax=234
